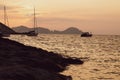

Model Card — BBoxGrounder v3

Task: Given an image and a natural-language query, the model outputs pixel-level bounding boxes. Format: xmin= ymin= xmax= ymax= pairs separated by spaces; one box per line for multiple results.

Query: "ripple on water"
xmin=8 ymin=34 xmax=120 ymax=80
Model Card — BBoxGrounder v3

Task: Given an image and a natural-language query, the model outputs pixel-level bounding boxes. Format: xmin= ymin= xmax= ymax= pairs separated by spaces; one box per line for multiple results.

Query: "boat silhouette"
xmin=0 ymin=0 xmax=10 ymax=37
xmin=27 ymin=8 xmax=38 ymax=36
xmin=81 ymin=32 xmax=92 ymax=37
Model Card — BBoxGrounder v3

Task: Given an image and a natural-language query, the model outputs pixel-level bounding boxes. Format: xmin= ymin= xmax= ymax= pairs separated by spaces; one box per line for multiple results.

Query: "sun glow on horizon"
xmin=0 ymin=0 xmax=120 ymax=35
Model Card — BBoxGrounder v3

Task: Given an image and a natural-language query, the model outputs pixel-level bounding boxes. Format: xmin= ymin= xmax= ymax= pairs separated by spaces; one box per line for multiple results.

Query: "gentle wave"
xmin=8 ymin=34 xmax=120 ymax=80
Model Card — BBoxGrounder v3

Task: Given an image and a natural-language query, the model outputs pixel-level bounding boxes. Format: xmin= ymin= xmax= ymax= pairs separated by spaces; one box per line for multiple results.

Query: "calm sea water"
xmin=8 ymin=34 xmax=120 ymax=80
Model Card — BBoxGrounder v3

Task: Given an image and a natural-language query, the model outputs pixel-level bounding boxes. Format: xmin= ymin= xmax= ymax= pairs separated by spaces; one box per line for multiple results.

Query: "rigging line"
xmin=33 ymin=7 xmax=38 ymax=33
xmin=34 ymin=7 xmax=36 ymax=32
xmin=32 ymin=1 xmax=38 ymax=33
xmin=35 ymin=16 xmax=38 ymax=33
xmin=4 ymin=5 xmax=6 ymax=25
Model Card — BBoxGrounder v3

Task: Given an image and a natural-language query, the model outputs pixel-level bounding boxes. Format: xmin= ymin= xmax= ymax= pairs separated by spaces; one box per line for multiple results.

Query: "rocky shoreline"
xmin=0 ymin=37 xmax=83 ymax=80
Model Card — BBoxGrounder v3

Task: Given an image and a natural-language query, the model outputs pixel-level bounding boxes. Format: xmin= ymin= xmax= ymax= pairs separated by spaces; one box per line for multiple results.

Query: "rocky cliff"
xmin=0 ymin=37 xmax=83 ymax=80
xmin=0 ymin=22 xmax=15 ymax=34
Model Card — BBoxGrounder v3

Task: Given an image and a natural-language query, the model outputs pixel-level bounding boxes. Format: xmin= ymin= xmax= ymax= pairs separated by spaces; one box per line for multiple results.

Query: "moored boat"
xmin=26 ymin=31 xmax=38 ymax=36
xmin=27 ymin=7 xmax=38 ymax=36
xmin=81 ymin=32 xmax=92 ymax=37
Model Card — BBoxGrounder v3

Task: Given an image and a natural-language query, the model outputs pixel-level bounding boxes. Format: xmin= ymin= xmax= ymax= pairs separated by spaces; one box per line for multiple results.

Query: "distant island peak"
xmin=12 ymin=26 xmax=83 ymax=34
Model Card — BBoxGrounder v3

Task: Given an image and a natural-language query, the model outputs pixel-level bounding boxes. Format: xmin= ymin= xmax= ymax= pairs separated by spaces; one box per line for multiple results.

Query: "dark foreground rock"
xmin=0 ymin=37 xmax=83 ymax=80
xmin=0 ymin=22 xmax=15 ymax=34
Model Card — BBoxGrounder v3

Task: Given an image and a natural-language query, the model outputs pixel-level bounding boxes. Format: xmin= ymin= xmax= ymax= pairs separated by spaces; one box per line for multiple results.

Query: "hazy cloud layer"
xmin=0 ymin=4 xmax=23 ymax=13
xmin=0 ymin=0 xmax=120 ymax=34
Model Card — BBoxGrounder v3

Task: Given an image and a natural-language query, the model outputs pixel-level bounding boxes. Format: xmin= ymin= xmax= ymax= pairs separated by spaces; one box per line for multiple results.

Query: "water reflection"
xmin=9 ymin=34 xmax=120 ymax=80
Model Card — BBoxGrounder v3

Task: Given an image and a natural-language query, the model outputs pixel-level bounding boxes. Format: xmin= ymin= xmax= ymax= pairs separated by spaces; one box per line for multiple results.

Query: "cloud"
xmin=36 ymin=17 xmax=84 ymax=23
xmin=26 ymin=17 xmax=85 ymax=30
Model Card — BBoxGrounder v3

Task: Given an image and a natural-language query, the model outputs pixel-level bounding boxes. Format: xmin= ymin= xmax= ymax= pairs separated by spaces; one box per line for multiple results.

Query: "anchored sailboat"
xmin=0 ymin=0 xmax=11 ymax=37
xmin=3 ymin=0 xmax=9 ymax=26
xmin=27 ymin=7 xmax=38 ymax=36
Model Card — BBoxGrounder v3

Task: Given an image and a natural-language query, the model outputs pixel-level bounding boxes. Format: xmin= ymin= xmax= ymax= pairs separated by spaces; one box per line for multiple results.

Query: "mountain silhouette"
xmin=37 ymin=27 xmax=51 ymax=34
xmin=13 ymin=26 xmax=82 ymax=34
xmin=12 ymin=26 xmax=32 ymax=33
xmin=12 ymin=26 xmax=51 ymax=34
xmin=62 ymin=27 xmax=82 ymax=34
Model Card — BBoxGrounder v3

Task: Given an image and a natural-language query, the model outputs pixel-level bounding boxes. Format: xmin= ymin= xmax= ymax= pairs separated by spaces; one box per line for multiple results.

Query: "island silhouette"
xmin=0 ymin=22 xmax=83 ymax=35
xmin=12 ymin=26 xmax=83 ymax=34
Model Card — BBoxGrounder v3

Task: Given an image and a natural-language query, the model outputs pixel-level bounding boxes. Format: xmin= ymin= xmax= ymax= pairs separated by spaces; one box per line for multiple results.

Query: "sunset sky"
xmin=0 ymin=0 xmax=120 ymax=35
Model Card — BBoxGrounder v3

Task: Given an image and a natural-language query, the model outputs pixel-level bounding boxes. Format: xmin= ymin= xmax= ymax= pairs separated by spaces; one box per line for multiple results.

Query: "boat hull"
xmin=81 ymin=32 xmax=92 ymax=37
xmin=26 ymin=31 xmax=38 ymax=36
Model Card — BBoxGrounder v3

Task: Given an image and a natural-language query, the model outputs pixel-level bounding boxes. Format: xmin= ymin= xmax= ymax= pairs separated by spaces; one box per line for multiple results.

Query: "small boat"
xmin=27 ymin=7 xmax=38 ymax=36
xmin=81 ymin=32 xmax=92 ymax=37
xmin=26 ymin=31 xmax=38 ymax=36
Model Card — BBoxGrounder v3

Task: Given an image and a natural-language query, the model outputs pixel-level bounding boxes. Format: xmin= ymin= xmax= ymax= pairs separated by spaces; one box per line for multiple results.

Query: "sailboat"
xmin=0 ymin=0 xmax=10 ymax=37
xmin=27 ymin=7 xmax=38 ymax=36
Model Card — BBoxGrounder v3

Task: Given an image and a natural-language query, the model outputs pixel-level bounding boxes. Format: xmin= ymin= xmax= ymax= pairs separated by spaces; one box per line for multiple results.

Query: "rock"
xmin=0 ymin=22 xmax=15 ymax=34
xmin=0 ymin=38 xmax=84 ymax=80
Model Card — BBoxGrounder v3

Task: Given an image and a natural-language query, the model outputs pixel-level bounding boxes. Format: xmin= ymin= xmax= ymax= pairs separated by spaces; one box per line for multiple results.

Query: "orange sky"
xmin=0 ymin=0 xmax=120 ymax=35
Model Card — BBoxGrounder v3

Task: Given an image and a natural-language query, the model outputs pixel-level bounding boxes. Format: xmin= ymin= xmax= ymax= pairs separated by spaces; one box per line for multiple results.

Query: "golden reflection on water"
xmin=9 ymin=34 xmax=120 ymax=80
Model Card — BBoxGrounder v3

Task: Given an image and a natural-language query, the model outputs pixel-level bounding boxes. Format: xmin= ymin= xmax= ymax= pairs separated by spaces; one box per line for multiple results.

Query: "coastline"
xmin=0 ymin=37 xmax=83 ymax=80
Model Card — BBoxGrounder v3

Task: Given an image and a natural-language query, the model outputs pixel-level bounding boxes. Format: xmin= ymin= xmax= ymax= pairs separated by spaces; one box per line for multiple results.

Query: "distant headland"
xmin=0 ymin=22 xmax=83 ymax=35
xmin=12 ymin=26 xmax=83 ymax=34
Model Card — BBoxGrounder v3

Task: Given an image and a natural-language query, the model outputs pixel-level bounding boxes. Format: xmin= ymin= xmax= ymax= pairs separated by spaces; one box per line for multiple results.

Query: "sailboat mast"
xmin=34 ymin=7 xmax=36 ymax=32
xmin=4 ymin=5 xmax=6 ymax=25
xmin=3 ymin=0 xmax=9 ymax=26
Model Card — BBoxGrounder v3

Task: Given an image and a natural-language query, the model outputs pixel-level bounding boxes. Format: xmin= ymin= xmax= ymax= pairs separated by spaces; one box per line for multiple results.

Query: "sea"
xmin=8 ymin=34 xmax=120 ymax=80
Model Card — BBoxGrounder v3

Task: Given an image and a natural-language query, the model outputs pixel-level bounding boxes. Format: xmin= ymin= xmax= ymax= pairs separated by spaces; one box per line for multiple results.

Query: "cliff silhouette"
xmin=0 ymin=37 xmax=83 ymax=80
xmin=0 ymin=22 xmax=15 ymax=34
xmin=12 ymin=26 xmax=82 ymax=34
